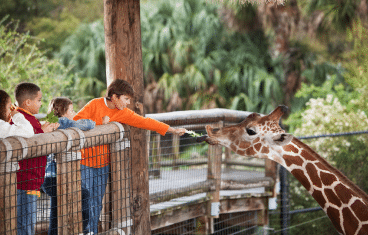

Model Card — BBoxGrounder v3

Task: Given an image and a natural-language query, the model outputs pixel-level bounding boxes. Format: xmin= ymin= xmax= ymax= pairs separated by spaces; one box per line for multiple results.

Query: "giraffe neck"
xmin=278 ymin=137 xmax=368 ymax=235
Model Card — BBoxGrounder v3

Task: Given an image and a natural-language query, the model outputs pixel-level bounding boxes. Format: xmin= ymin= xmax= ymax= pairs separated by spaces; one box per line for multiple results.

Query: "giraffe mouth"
xmin=196 ymin=135 xmax=219 ymax=145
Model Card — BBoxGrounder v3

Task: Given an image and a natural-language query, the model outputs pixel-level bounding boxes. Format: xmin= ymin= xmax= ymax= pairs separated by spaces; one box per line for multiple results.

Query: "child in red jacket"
xmin=74 ymin=79 xmax=186 ymax=234
xmin=12 ymin=82 xmax=59 ymax=235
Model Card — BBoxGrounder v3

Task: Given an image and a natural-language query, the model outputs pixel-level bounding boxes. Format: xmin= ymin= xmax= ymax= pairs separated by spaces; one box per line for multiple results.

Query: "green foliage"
xmin=141 ymin=0 xmax=283 ymax=113
xmin=43 ymin=112 xmax=59 ymax=123
xmin=56 ymin=20 xmax=106 ymax=105
xmin=0 ymin=17 xmax=73 ymax=113
xmin=299 ymin=0 xmax=358 ymax=31
xmin=26 ymin=11 xmax=80 ymax=55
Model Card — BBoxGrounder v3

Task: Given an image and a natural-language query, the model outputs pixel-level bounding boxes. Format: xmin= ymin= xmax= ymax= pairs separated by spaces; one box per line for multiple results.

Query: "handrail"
xmin=0 ymin=122 xmax=127 ymax=163
xmin=146 ymin=108 xmax=253 ymax=126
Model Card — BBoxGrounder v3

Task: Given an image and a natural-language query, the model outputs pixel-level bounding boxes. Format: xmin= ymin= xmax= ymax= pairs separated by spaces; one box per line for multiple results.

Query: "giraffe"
xmin=202 ymin=105 xmax=368 ymax=235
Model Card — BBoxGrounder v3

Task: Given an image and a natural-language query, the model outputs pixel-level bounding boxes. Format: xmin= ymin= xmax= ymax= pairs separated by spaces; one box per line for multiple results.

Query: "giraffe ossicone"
xmin=203 ymin=105 xmax=368 ymax=235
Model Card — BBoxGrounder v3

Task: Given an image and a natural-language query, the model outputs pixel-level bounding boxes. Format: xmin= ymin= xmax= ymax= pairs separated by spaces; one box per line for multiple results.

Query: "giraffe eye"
xmin=246 ymin=128 xmax=257 ymax=136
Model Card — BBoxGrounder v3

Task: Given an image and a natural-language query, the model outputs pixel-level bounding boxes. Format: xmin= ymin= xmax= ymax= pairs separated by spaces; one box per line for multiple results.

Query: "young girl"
xmin=42 ymin=97 xmax=100 ymax=235
xmin=0 ymin=89 xmax=34 ymax=138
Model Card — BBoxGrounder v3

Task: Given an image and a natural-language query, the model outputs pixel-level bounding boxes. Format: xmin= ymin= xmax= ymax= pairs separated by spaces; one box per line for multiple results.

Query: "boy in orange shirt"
xmin=74 ymin=79 xmax=186 ymax=234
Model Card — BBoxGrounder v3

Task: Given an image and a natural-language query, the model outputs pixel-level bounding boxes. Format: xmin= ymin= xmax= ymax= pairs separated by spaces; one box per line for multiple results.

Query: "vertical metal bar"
xmin=279 ymin=165 xmax=289 ymax=235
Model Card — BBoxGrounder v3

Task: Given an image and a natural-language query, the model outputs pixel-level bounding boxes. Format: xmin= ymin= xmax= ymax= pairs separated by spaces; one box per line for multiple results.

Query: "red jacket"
xmin=11 ymin=108 xmax=46 ymax=191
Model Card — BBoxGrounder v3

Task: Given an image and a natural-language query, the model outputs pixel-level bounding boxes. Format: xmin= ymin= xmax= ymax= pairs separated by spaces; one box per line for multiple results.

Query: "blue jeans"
xmin=42 ymin=177 xmax=90 ymax=235
xmin=81 ymin=164 xmax=110 ymax=234
xmin=17 ymin=189 xmax=38 ymax=235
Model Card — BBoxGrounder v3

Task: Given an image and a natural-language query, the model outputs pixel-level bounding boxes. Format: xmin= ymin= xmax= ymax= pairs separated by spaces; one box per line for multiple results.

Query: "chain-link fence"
xmin=0 ymin=122 xmax=132 ymax=235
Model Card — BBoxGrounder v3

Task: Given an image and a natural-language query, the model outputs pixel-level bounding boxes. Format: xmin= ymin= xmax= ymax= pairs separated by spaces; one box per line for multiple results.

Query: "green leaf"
xmin=43 ymin=112 xmax=59 ymax=123
xmin=185 ymin=130 xmax=201 ymax=137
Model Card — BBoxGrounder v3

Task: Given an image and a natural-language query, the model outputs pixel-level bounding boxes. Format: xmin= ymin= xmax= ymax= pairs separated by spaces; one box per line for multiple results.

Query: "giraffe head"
xmin=204 ymin=105 xmax=293 ymax=159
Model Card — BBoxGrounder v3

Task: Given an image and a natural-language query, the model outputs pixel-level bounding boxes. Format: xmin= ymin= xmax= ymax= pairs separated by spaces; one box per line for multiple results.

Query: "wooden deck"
xmin=37 ymin=168 xmax=273 ymax=232
xmin=149 ymin=168 xmax=273 ymax=231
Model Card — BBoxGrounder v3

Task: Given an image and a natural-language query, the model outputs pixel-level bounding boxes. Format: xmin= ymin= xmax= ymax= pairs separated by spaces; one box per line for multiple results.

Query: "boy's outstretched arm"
xmin=167 ymin=127 xmax=186 ymax=136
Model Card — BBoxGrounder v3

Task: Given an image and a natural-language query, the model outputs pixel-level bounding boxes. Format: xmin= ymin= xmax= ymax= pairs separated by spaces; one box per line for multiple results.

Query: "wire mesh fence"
xmin=0 ymin=122 xmax=132 ymax=235
xmin=148 ymin=109 xmax=275 ymax=234
xmin=0 ymin=108 xmax=298 ymax=235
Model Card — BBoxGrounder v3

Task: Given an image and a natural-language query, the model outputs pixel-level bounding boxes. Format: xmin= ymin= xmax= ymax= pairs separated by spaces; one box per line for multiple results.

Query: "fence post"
xmin=55 ymin=129 xmax=83 ymax=235
xmin=0 ymin=139 xmax=17 ymax=235
xmin=152 ymin=134 xmax=161 ymax=178
xmin=265 ymin=159 xmax=278 ymax=197
xmin=224 ymin=148 xmax=231 ymax=171
xmin=203 ymin=121 xmax=223 ymax=233
xmin=101 ymin=180 xmax=111 ymax=232
xmin=110 ymin=123 xmax=132 ymax=234
xmin=172 ymin=134 xmax=180 ymax=171
xmin=56 ymin=151 xmax=83 ymax=235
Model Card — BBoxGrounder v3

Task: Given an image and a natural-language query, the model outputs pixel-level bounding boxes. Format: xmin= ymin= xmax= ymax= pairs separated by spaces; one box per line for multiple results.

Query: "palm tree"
xmin=141 ymin=0 xmax=284 ymax=113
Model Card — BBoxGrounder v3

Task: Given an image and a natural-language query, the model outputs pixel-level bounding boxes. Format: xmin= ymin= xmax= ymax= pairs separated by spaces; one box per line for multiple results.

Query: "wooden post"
xmin=152 ymin=134 xmax=161 ymax=178
xmin=172 ymin=134 xmax=180 ymax=171
xmin=104 ymin=0 xmax=150 ymax=233
xmin=0 ymin=140 xmax=17 ymax=235
xmin=224 ymin=148 xmax=231 ymax=171
xmin=100 ymin=181 xmax=111 ymax=232
xmin=205 ymin=121 xmax=223 ymax=233
xmin=110 ymin=137 xmax=132 ymax=234
xmin=56 ymin=152 xmax=83 ymax=235
xmin=265 ymin=159 xmax=278 ymax=197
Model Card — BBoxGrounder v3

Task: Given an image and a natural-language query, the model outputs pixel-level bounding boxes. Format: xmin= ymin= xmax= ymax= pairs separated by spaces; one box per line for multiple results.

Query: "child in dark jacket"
xmin=42 ymin=97 xmax=99 ymax=235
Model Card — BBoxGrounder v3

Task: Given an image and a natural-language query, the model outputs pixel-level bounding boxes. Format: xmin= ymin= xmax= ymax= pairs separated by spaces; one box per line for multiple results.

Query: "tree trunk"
xmin=104 ymin=0 xmax=151 ymax=234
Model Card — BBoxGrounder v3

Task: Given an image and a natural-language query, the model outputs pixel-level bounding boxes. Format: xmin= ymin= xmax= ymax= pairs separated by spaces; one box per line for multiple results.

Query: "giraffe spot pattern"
xmin=291 ymin=169 xmax=311 ymax=191
xmin=326 ymin=207 xmax=343 ymax=234
xmin=254 ymin=143 xmax=262 ymax=152
xmin=252 ymin=137 xmax=260 ymax=143
xmin=358 ymin=224 xmax=368 ymax=235
xmin=239 ymin=141 xmax=251 ymax=149
xmin=306 ymin=163 xmax=322 ymax=188
xmin=283 ymin=144 xmax=299 ymax=154
xmin=325 ymin=188 xmax=342 ymax=207
xmin=351 ymin=200 xmax=368 ymax=221
xmin=300 ymin=150 xmax=316 ymax=161
xmin=320 ymin=172 xmax=337 ymax=186
xmin=283 ymin=155 xmax=304 ymax=167
xmin=312 ymin=189 xmax=326 ymax=208
xmin=230 ymin=144 xmax=237 ymax=152
xmin=245 ymin=147 xmax=256 ymax=156
xmin=335 ymin=183 xmax=354 ymax=204
xmin=315 ymin=162 xmax=329 ymax=171
xmin=237 ymin=150 xmax=245 ymax=155
xmin=342 ymin=207 xmax=359 ymax=235
xmin=261 ymin=146 xmax=269 ymax=154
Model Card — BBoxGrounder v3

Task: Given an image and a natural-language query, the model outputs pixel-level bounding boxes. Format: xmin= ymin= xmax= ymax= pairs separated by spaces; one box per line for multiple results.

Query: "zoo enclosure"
xmin=0 ymin=108 xmax=279 ymax=234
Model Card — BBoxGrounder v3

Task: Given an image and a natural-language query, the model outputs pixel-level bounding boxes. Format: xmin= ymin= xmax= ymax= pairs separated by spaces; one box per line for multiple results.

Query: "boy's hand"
xmin=168 ymin=127 xmax=187 ymax=136
xmin=102 ymin=116 xmax=110 ymax=125
xmin=42 ymin=122 xmax=60 ymax=133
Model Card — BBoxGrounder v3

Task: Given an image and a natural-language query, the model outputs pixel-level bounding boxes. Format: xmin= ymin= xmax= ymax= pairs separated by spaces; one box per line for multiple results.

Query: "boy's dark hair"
xmin=48 ymin=97 xmax=73 ymax=117
xmin=0 ymin=90 xmax=10 ymax=121
xmin=106 ymin=79 xmax=135 ymax=101
xmin=14 ymin=82 xmax=41 ymax=106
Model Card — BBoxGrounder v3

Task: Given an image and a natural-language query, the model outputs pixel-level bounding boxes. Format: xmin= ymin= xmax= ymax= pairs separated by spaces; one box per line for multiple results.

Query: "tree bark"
xmin=104 ymin=0 xmax=150 ymax=234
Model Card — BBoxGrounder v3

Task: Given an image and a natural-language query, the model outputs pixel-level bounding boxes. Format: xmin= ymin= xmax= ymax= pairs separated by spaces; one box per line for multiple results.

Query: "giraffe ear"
xmin=272 ymin=133 xmax=293 ymax=146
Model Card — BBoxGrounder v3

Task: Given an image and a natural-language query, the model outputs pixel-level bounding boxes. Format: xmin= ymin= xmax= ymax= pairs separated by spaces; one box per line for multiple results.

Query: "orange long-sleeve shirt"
xmin=74 ymin=98 xmax=169 ymax=168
